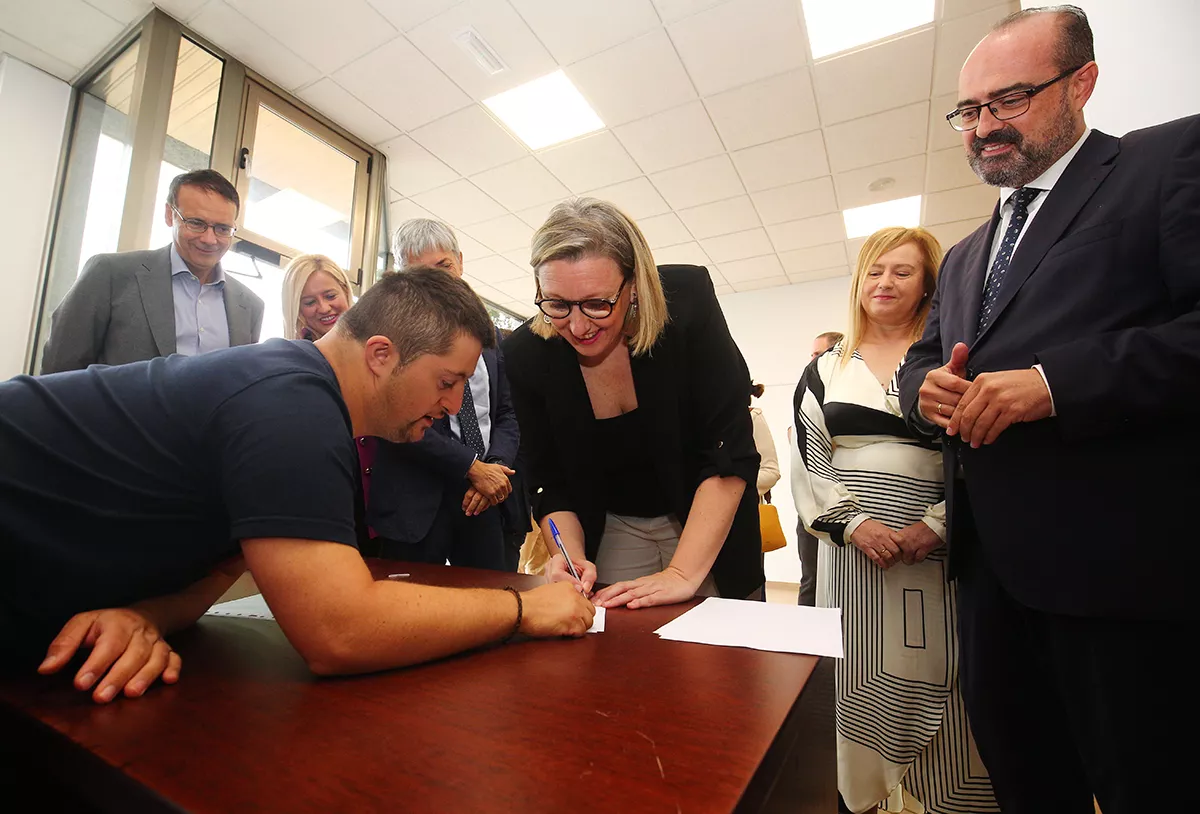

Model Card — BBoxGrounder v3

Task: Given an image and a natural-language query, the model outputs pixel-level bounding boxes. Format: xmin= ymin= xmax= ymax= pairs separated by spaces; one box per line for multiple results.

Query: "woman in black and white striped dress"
xmin=790 ymin=227 xmax=997 ymax=814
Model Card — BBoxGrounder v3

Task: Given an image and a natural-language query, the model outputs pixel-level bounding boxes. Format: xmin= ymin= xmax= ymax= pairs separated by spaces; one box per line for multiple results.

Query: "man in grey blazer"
xmin=41 ymin=169 xmax=263 ymax=374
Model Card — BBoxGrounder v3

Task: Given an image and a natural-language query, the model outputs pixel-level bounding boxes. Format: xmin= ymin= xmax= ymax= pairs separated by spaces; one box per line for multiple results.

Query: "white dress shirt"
xmin=170 ymin=245 xmax=230 ymax=356
xmin=984 ymin=128 xmax=1092 ymax=415
xmin=449 ymin=353 xmax=491 ymax=458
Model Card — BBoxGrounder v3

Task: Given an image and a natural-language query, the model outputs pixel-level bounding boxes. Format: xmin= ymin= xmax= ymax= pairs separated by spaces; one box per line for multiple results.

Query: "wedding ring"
xmin=936 ymin=402 xmax=944 ymax=415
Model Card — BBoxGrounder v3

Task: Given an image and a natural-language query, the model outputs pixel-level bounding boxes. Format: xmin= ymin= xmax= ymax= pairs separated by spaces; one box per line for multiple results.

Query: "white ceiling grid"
xmin=0 ymin=0 xmax=1019 ymax=316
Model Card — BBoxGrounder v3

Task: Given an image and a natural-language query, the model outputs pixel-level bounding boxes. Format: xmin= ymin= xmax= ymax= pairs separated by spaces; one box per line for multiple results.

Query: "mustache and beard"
xmin=967 ymin=94 xmax=1078 ymax=187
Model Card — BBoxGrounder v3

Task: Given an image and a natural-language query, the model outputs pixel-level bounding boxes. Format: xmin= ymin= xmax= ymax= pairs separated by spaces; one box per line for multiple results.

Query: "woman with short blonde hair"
xmin=504 ymin=197 xmax=764 ymax=610
xmin=280 ymin=254 xmax=354 ymax=341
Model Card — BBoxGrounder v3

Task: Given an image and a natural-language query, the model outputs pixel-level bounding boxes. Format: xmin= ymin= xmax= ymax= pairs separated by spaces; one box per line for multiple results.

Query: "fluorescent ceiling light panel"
xmin=801 ymin=0 xmax=934 ymax=59
xmin=484 ymin=71 xmax=604 ymax=150
xmin=842 ymin=195 xmax=922 ymax=239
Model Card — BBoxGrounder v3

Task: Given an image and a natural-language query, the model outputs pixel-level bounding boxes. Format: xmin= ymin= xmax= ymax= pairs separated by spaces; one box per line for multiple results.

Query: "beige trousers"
xmin=595 ymin=513 xmax=719 ymax=595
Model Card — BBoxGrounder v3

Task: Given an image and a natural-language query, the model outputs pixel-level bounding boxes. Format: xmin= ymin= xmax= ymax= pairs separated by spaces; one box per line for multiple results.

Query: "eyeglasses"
xmin=536 ymin=278 xmax=627 ymax=320
xmin=946 ymin=65 xmax=1084 ymax=132
xmin=171 ymin=205 xmax=237 ymax=238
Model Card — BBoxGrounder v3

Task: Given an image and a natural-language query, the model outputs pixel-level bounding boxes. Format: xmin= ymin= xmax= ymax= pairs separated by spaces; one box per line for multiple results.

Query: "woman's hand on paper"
xmin=590 ymin=565 xmax=697 ymax=610
xmin=37 ymin=608 xmax=181 ymax=703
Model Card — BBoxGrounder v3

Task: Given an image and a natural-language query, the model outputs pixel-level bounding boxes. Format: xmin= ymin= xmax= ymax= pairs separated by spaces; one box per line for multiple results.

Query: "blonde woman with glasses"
xmin=790 ymin=227 xmax=997 ymax=814
xmin=503 ymin=197 xmax=764 ymax=609
xmin=281 ymin=254 xmax=354 ymax=341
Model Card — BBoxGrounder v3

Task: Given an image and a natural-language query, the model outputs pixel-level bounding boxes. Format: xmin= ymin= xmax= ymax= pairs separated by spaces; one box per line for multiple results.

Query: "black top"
xmin=503 ymin=265 xmax=764 ymax=600
xmin=0 ymin=339 xmax=358 ymax=662
xmin=596 ymin=409 xmax=671 ymax=518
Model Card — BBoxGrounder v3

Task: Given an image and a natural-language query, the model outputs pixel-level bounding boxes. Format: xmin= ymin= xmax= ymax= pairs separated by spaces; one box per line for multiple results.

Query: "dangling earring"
xmin=542 ymin=314 xmax=552 ymax=324
xmin=630 ymin=299 xmax=639 ymax=319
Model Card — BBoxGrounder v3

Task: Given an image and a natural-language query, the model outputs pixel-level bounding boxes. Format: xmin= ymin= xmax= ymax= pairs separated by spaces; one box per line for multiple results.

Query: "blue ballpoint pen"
xmin=547 ymin=518 xmax=584 ymax=589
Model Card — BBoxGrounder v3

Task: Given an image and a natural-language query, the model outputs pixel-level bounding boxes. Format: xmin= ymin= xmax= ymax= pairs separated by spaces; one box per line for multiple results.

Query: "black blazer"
xmin=897 ymin=116 xmax=1200 ymax=621
xmin=503 ymin=265 xmax=764 ymax=600
xmin=368 ymin=328 xmax=526 ymax=541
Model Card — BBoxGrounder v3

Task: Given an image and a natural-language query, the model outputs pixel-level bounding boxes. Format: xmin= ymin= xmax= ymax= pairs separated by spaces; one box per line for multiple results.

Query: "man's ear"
xmin=164 ymin=202 xmax=175 ymax=227
xmin=363 ymin=335 xmax=397 ymax=379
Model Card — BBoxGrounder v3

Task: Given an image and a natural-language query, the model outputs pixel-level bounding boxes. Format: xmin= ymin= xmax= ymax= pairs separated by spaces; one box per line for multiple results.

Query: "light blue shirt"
xmin=449 ymin=353 xmax=491 ymax=458
xmin=170 ymin=245 xmax=231 ymax=357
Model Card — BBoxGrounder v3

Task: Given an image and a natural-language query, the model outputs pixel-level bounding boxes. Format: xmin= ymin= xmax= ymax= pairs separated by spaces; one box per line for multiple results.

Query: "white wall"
xmin=1023 ymin=0 xmax=1200 ymax=135
xmin=0 ymin=54 xmax=70 ymax=379
xmin=718 ymin=276 xmax=850 ymax=583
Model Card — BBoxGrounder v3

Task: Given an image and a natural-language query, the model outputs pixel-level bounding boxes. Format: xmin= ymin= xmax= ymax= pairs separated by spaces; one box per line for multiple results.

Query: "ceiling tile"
xmin=676 ymin=195 xmax=761 ymax=239
xmin=943 ymin=0 xmax=1018 ymax=19
xmin=812 ymin=28 xmax=935 ymax=126
xmin=566 ymin=29 xmax=697 ymax=128
xmin=583 ymin=177 xmax=670 ymax=219
xmin=732 ymin=275 xmax=789 ymax=292
xmin=226 ymin=0 xmax=396 ymax=74
xmin=502 ymin=247 xmax=534 ymax=269
xmin=85 ymin=0 xmax=152 ymax=24
xmin=0 ymin=0 xmax=125 ymax=70
xmin=824 ymin=102 xmax=928 ymax=174
xmin=923 ymin=184 xmax=997 ymax=225
xmin=707 ymin=266 xmax=728 ymax=285
xmin=703 ymin=69 xmax=819 ymax=152
xmin=780 ymin=242 xmax=848 ymax=275
xmin=650 ymin=154 xmax=744 ymax=209
xmin=410 ymin=179 xmax=507 ymax=225
xmin=750 ymin=176 xmax=838 ymax=225
xmin=925 ymin=146 xmax=978 ymax=193
xmin=928 ymin=92 xmax=963 ymax=151
xmin=366 ymin=0 xmax=463 ymax=31
xmin=932 ymin=4 xmax=1011 ymax=96
xmin=503 ymin=299 xmax=538 ymax=317
xmin=668 ymin=0 xmax=806 ymax=96
xmin=388 ymin=197 xmax=437 ymax=227
xmin=516 ymin=201 xmax=560 ymax=229
xmin=462 ymin=275 xmax=507 ymax=303
xmin=462 ymin=214 xmax=535 ymax=252
xmin=410 ymin=105 xmax=528 ymax=176
xmin=713 ymin=283 xmax=735 ymax=295
xmin=471 ymin=157 xmax=570 ymax=212
xmin=700 ymin=228 xmax=773 ymax=263
xmin=638 ymin=213 xmax=694 ymax=249
xmin=152 ymin=0 xmax=210 ymax=23
xmin=652 ymin=0 xmax=729 ymax=23
xmin=613 ymin=101 xmax=723 ymax=174
xmin=834 ymin=155 xmax=926 ymax=210
xmin=457 ymin=233 xmax=493 ymax=263
xmin=787 ymin=265 xmax=851 ymax=284
xmin=334 ymin=36 xmax=471 ymax=131
xmin=0 ymin=31 xmax=76 ymax=80
xmin=511 ymin=0 xmax=660 ymax=65
xmin=378 ymin=135 xmax=460 ymax=198
xmin=927 ymin=217 xmax=985 ymax=249
xmin=298 ymin=78 xmax=400 ymax=146
xmin=491 ymin=275 xmax=538 ymax=301
xmin=467 ymin=255 xmax=529 ymax=284
xmin=765 ymin=212 xmax=846 ymax=252
xmin=654 ymin=241 xmax=712 ymax=267
xmin=845 ymin=236 xmax=866 ymax=265
xmin=732 ymin=131 xmax=828 ymax=193
xmin=719 ymin=254 xmax=784 ymax=283
xmin=408 ymin=0 xmax=557 ymax=100
xmin=192 ymin=3 xmax=320 ymax=90
xmin=536 ymin=131 xmax=642 ymax=193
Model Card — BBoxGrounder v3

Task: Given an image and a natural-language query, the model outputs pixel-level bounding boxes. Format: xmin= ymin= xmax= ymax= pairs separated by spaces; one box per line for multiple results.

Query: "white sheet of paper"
xmin=206 ymin=594 xmax=274 ymax=620
xmin=653 ymin=597 xmax=843 ymax=657
xmin=587 ymin=604 xmax=605 ymax=633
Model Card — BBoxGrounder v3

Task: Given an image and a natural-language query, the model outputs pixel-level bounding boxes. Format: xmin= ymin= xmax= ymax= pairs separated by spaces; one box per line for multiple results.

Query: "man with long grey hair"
xmin=364 ymin=218 xmax=527 ymax=571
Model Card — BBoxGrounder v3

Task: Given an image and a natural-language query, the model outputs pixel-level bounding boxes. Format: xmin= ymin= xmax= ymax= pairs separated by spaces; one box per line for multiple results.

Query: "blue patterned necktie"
xmin=977 ymin=186 xmax=1042 ymax=335
xmin=457 ymin=381 xmax=486 ymax=457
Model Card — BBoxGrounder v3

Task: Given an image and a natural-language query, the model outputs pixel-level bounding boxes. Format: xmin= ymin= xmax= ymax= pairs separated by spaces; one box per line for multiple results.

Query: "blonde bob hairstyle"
xmin=280 ymin=254 xmax=355 ymax=340
xmin=842 ymin=227 xmax=943 ymax=365
xmin=528 ymin=197 xmax=669 ymax=357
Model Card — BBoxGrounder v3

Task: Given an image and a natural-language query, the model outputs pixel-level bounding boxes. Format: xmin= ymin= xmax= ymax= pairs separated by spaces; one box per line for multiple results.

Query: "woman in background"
xmin=280 ymin=254 xmax=353 ymax=340
xmin=749 ymin=382 xmax=780 ymax=498
xmin=791 ymin=227 xmax=997 ymax=814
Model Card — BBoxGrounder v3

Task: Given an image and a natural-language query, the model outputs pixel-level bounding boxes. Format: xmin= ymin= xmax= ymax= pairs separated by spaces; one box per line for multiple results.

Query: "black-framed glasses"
xmin=946 ymin=65 xmax=1084 ymax=132
xmin=536 ymin=278 xmax=627 ymax=320
xmin=171 ymin=205 xmax=237 ymax=238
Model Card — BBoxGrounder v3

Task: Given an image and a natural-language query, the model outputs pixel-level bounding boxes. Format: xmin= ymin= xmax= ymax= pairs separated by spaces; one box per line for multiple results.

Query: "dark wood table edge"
xmin=0 ymin=701 xmax=186 ymax=814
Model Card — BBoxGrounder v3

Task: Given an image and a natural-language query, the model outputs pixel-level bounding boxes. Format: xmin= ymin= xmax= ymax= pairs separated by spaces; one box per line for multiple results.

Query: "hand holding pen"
xmin=546 ymin=518 xmax=596 ymax=596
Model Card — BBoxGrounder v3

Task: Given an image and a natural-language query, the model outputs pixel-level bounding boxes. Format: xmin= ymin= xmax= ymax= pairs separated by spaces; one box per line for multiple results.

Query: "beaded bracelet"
xmin=501 ymin=586 xmax=522 ymax=644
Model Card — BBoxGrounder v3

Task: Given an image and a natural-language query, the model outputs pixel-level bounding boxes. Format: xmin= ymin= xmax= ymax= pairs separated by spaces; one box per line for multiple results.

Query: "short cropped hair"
xmin=167 ymin=169 xmax=240 ymax=214
xmin=993 ymin=5 xmax=1094 ymax=72
xmin=393 ymin=218 xmax=460 ymax=268
xmin=337 ymin=267 xmax=495 ymax=366
xmin=815 ymin=331 xmax=844 ymax=349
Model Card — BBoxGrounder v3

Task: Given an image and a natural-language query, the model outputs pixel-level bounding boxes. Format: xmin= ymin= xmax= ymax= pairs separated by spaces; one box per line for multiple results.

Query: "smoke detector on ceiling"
xmin=868 ymin=176 xmax=896 ymax=192
xmin=454 ymin=27 xmax=508 ymax=76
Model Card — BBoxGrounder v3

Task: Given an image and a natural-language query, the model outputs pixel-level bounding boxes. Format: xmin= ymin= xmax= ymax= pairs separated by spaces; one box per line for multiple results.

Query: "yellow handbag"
xmin=759 ymin=491 xmax=787 ymax=553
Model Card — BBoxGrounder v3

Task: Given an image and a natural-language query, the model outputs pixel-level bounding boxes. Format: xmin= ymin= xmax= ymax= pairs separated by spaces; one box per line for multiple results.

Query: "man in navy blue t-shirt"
xmin=0 ymin=268 xmax=594 ymax=702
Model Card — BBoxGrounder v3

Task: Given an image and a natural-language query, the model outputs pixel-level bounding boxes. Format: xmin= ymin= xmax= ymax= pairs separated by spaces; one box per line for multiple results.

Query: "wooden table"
xmin=0 ymin=560 xmax=835 ymax=813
